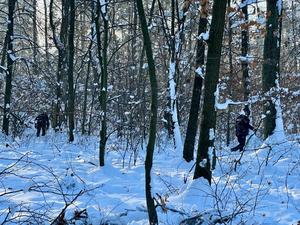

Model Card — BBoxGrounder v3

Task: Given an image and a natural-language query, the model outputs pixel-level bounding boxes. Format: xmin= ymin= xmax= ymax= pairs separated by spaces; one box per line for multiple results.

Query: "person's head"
xmin=243 ymin=106 xmax=250 ymax=117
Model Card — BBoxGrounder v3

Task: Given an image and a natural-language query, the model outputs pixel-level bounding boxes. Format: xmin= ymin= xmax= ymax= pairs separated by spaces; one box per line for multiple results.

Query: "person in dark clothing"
xmin=35 ymin=112 xmax=50 ymax=137
xmin=231 ymin=107 xmax=255 ymax=152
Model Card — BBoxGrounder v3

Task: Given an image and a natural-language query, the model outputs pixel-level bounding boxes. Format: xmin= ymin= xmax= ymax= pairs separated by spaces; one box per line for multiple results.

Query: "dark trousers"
xmin=231 ymin=136 xmax=246 ymax=152
xmin=36 ymin=126 xmax=46 ymax=137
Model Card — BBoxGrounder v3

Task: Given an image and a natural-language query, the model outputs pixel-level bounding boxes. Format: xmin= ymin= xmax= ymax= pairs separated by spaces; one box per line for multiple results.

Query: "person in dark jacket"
xmin=35 ymin=112 xmax=50 ymax=137
xmin=231 ymin=107 xmax=255 ymax=152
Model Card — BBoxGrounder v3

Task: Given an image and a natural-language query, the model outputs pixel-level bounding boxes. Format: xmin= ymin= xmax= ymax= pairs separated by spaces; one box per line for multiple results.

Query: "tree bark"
xmin=167 ymin=0 xmax=192 ymax=151
xmin=241 ymin=0 xmax=250 ymax=113
xmin=193 ymin=0 xmax=227 ymax=184
xmin=291 ymin=1 xmax=298 ymax=73
xmin=262 ymin=0 xmax=282 ymax=138
xmin=226 ymin=0 xmax=233 ymax=146
xmin=49 ymin=0 xmax=70 ymax=131
xmin=32 ymin=0 xmax=38 ymax=75
xmin=136 ymin=0 xmax=159 ymax=224
xmin=183 ymin=1 xmax=208 ymax=162
xmin=43 ymin=0 xmax=49 ymax=65
xmin=98 ymin=0 xmax=109 ymax=167
xmin=2 ymin=0 xmax=17 ymax=135
xmin=67 ymin=0 xmax=76 ymax=142
xmin=82 ymin=43 xmax=92 ymax=135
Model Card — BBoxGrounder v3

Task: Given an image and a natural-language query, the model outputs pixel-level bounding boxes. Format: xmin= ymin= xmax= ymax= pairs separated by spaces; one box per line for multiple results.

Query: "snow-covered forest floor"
xmin=0 ymin=129 xmax=299 ymax=225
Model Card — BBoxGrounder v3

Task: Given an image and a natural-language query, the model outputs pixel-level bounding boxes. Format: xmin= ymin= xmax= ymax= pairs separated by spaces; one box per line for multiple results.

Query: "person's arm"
xmin=46 ymin=115 xmax=50 ymax=129
xmin=248 ymin=124 xmax=254 ymax=130
xmin=245 ymin=117 xmax=254 ymax=130
xmin=34 ymin=116 xmax=38 ymax=128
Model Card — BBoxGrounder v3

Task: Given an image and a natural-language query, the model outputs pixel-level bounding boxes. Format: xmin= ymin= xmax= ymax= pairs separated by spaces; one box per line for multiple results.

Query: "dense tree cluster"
xmin=0 ymin=1 xmax=299 ymax=223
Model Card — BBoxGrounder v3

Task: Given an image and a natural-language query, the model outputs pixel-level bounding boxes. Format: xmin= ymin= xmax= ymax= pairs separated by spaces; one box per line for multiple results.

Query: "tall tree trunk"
xmin=183 ymin=0 xmax=208 ymax=162
xmin=99 ymin=0 xmax=109 ymax=166
xmin=241 ymin=0 xmax=250 ymax=112
xmin=50 ymin=0 xmax=69 ymax=131
xmin=43 ymin=0 xmax=49 ymax=65
xmin=136 ymin=0 xmax=158 ymax=224
xmin=136 ymin=0 xmax=156 ymax=144
xmin=82 ymin=41 xmax=93 ymax=135
xmin=291 ymin=1 xmax=298 ymax=73
xmin=0 ymin=30 xmax=8 ymax=76
xmin=226 ymin=0 xmax=234 ymax=146
xmin=167 ymin=0 xmax=192 ymax=151
xmin=88 ymin=0 xmax=100 ymax=136
xmin=193 ymin=0 xmax=227 ymax=184
xmin=2 ymin=0 xmax=16 ymax=135
xmin=67 ymin=0 xmax=76 ymax=142
xmin=32 ymin=0 xmax=38 ymax=75
xmin=262 ymin=0 xmax=282 ymax=138
xmin=166 ymin=0 xmax=182 ymax=150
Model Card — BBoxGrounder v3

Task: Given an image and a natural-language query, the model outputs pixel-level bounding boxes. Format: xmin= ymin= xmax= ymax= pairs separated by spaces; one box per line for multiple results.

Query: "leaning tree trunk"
xmin=193 ymin=0 xmax=227 ymax=184
xmin=136 ymin=0 xmax=159 ymax=224
xmin=183 ymin=0 xmax=208 ymax=162
xmin=262 ymin=0 xmax=282 ymax=139
xmin=2 ymin=0 xmax=17 ymax=135
xmin=67 ymin=0 xmax=76 ymax=142
xmin=136 ymin=0 xmax=156 ymax=144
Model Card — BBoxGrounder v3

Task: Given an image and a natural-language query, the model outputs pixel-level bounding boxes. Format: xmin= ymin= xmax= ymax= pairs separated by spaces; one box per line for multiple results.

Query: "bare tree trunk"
xmin=43 ymin=0 xmax=49 ymax=65
xmin=167 ymin=0 xmax=183 ymax=151
xmin=183 ymin=0 xmax=208 ymax=162
xmin=2 ymin=0 xmax=17 ymax=135
xmin=262 ymin=0 xmax=282 ymax=138
xmin=193 ymin=0 xmax=227 ymax=184
xmin=98 ymin=0 xmax=109 ymax=166
xmin=136 ymin=0 xmax=156 ymax=144
xmin=291 ymin=1 xmax=298 ymax=73
xmin=167 ymin=0 xmax=193 ymax=151
xmin=67 ymin=0 xmax=76 ymax=142
xmin=50 ymin=0 xmax=70 ymax=131
xmin=136 ymin=0 xmax=158 ymax=223
xmin=226 ymin=0 xmax=233 ymax=146
xmin=0 ymin=30 xmax=8 ymax=75
xmin=82 ymin=41 xmax=93 ymax=135
xmin=32 ymin=0 xmax=38 ymax=75
xmin=88 ymin=0 xmax=100 ymax=136
xmin=241 ymin=0 xmax=250 ymax=113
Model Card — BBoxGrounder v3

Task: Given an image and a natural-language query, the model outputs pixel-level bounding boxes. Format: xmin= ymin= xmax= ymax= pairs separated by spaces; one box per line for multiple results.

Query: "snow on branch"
xmin=238 ymin=0 xmax=257 ymax=9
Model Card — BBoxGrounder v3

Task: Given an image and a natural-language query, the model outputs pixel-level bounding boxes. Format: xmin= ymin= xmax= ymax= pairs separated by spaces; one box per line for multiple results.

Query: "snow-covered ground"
xmin=0 ymin=129 xmax=299 ymax=224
